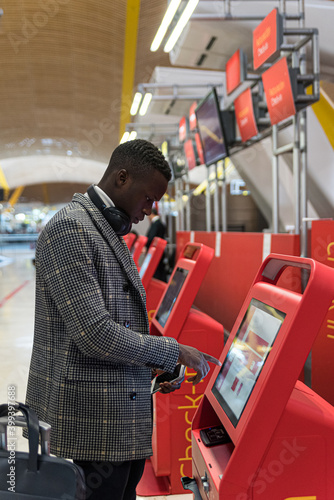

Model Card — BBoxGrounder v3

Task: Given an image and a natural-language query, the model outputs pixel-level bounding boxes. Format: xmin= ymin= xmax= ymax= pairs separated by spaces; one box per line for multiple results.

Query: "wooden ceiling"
xmin=0 ymin=0 xmax=172 ymax=168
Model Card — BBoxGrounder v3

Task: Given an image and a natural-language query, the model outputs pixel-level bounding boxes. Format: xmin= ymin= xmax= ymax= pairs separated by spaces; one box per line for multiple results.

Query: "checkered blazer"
xmin=25 ymin=193 xmax=179 ymax=461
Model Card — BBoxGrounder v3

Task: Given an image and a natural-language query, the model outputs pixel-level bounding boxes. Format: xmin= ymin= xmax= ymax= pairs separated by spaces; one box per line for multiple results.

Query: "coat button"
xmin=123 ymin=283 xmax=129 ymax=292
xmin=124 ymin=320 xmax=130 ymax=328
xmin=130 ymin=392 xmax=136 ymax=400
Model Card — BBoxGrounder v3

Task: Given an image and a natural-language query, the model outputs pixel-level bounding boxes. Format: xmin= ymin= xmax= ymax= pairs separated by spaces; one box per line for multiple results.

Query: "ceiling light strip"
xmin=150 ymin=0 xmax=182 ymax=52
xmin=164 ymin=0 xmax=199 ymax=53
xmin=119 ymin=0 xmax=141 ymax=143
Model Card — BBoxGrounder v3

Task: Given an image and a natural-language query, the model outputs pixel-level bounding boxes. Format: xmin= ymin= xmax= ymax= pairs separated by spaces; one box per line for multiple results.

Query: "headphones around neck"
xmin=87 ymin=184 xmax=131 ymax=236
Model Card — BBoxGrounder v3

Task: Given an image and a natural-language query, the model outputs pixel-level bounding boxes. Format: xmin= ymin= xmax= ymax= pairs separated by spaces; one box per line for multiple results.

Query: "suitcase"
xmin=0 ymin=402 xmax=86 ymax=499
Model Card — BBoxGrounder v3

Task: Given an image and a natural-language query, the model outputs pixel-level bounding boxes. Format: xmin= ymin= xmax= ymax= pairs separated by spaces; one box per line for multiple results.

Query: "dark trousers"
xmin=74 ymin=458 xmax=146 ymax=500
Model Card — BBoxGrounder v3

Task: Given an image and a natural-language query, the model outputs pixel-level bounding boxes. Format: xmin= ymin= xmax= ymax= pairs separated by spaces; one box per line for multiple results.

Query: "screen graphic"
xmin=212 ymin=298 xmax=285 ymax=426
xmin=155 ymin=267 xmax=189 ymax=328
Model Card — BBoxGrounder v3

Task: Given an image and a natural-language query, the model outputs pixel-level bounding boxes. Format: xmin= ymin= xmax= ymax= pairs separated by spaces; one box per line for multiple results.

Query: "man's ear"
xmin=116 ymin=169 xmax=129 ymax=187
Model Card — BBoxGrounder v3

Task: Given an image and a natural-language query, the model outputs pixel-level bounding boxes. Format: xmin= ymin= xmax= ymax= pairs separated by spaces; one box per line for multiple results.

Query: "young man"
xmin=25 ymin=139 xmax=220 ymax=500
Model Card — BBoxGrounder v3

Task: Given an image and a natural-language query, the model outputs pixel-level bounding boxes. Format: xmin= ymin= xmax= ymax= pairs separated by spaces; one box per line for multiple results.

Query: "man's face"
xmin=117 ymin=169 xmax=168 ymax=225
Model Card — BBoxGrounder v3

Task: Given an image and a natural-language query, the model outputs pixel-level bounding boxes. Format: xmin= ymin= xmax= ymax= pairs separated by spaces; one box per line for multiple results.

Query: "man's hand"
xmin=177 ymin=344 xmax=221 ymax=385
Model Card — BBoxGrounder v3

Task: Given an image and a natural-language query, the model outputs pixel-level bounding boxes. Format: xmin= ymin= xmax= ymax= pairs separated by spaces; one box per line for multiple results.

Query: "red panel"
xmin=183 ymin=139 xmax=196 ymax=170
xmin=195 ymin=132 xmax=205 ymax=165
xmin=226 ymin=49 xmax=241 ymax=95
xmin=234 ymin=88 xmax=258 ymax=142
xmin=311 ymin=220 xmax=334 ymax=405
xmin=262 ymin=57 xmax=296 ymax=125
xmin=177 ymin=232 xmax=301 ymax=333
xmin=179 ymin=116 xmax=187 ymax=142
xmin=253 ymin=8 xmax=281 ymax=70
xmin=189 ymin=101 xmax=198 ymax=131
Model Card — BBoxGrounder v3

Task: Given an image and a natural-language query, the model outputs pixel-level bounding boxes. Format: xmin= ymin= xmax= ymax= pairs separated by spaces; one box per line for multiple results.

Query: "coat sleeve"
xmin=38 ymin=215 xmax=179 ymax=373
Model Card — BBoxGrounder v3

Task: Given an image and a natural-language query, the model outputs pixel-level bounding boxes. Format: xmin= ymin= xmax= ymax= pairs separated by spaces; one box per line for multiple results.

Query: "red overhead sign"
xmin=234 ymin=88 xmax=258 ymax=142
xmin=189 ymin=101 xmax=198 ymax=131
xmin=179 ymin=116 xmax=188 ymax=142
xmin=195 ymin=132 xmax=204 ymax=165
xmin=262 ymin=57 xmax=296 ymax=125
xmin=253 ymin=8 xmax=283 ymax=70
xmin=183 ymin=139 xmax=196 ymax=170
xmin=226 ymin=49 xmax=245 ymax=95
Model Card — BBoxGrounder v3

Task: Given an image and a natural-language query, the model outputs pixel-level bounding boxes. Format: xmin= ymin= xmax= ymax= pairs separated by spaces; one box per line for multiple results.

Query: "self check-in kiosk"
xmin=131 ymin=234 xmax=147 ymax=268
xmin=137 ymin=242 xmax=225 ymax=496
xmin=123 ymin=232 xmax=136 ymax=250
xmin=182 ymin=254 xmax=334 ymax=500
xmin=139 ymin=236 xmax=167 ymax=290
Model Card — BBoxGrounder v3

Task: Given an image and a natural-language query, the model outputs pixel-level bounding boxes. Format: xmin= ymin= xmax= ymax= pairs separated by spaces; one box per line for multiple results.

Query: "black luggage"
xmin=0 ymin=402 xmax=86 ymax=499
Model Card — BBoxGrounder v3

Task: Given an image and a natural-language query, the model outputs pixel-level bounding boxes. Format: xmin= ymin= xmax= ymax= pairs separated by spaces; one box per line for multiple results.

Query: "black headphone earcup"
xmin=102 ymin=207 xmax=131 ymax=236
xmin=87 ymin=184 xmax=131 ymax=236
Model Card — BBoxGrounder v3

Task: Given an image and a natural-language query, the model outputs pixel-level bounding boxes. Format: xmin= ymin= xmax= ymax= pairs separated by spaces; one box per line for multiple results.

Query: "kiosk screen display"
xmin=155 ymin=267 xmax=189 ymax=328
xmin=139 ymin=253 xmax=152 ymax=279
xmin=212 ymin=298 xmax=285 ymax=426
xmin=195 ymin=88 xmax=228 ymax=166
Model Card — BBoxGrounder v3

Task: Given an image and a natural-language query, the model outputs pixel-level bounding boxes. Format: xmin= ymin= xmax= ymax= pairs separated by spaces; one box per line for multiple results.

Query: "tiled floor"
xmin=0 ymin=245 xmax=192 ymax=499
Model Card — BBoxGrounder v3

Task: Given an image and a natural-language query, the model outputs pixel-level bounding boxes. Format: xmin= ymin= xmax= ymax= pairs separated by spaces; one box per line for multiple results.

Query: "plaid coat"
xmin=25 ymin=193 xmax=179 ymax=461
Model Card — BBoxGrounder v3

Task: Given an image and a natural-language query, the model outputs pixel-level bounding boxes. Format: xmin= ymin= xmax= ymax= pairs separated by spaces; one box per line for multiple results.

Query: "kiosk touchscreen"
xmin=137 ymin=242 xmax=225 ymax=496
xmin=139 ymin=236 xmax=167 ymax=290
xmin=183 ymin=254 xmax=334 ymax=500
xmin=130 ymin=234 xmax=147 ymax=268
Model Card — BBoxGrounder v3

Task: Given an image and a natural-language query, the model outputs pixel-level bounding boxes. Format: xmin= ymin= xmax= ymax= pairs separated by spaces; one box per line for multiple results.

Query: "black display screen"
xmin=195 ymin=88 xmax=228 ymax=166
xmin=155 ymin=267 xmax=189 ymax=328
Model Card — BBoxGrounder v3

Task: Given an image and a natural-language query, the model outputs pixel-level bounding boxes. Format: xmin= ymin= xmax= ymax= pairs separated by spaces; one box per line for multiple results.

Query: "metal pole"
xmin=272 ymin=124 xmax=279 ymax=233
xmin=206 ymin=167 xmax=211 ymax=232
xmin=185 ymin=177 xmax=191 ymax=231
xmin=293 ymin=113 xmax=301 ymax=235
xmin=179 ymin=179 xmax=185 ymax=231
xmin=300 ymin=110 xmax=308 ymax=257
xmin=214 ymin=163 xmax=219 ymax=232
xmin=222 ymin=159 xmax=227 ymax=232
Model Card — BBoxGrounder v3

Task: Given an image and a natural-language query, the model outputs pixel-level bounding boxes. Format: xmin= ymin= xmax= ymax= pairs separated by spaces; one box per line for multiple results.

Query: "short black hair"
xmin=106 ymin=139 xmax=171 ymax=182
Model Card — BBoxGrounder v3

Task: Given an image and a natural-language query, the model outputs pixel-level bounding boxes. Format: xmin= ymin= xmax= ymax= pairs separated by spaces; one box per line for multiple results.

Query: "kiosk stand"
xmin=137 ymin=242 xmax=225 ymax=496
xmin=182 ymin=254 xmax=334 ymax=500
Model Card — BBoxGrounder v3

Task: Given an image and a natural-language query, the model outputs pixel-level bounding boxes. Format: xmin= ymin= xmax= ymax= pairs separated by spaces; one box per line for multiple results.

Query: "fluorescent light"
xmin=130 ymin=92 xmax=143 ymax=116
xmin=164 ymin=0 xmax=199 ymax=53
xmin=129 ymin=131 xmax=137 ymax=141
xmin=120 ymin=131 xmax=130 ymax=143
xmin=139 ymin=92 xmax=153 ymax=116
xmin=150 ymin=0 xmax=182 ymax=52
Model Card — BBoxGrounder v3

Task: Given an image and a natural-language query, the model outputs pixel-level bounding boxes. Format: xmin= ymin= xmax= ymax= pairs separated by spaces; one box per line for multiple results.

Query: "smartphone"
xmin=151 ymin=364 xmax=186 ymax=394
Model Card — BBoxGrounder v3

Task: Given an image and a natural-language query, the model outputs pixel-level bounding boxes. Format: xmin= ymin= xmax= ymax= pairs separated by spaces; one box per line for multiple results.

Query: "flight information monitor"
xmin=212 ymin=298 xmax=285 ymax=426
xmin=155 ymin=267 xmax=189 ymax=328
xmin=195 ymin=87 xmax=229 ymax=166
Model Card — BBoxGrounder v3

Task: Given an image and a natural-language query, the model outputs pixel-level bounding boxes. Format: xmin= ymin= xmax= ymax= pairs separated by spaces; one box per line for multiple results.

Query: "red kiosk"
xmin=130 ymin=234 xmax=147 ymax=268
xmin=137 ymin=242 xmax=225 ymax=496
xmin=140 ymin=236 xmax=168 ymax=326
xmin=182 ymin=254 xmax=334 ymax=500
xmin=139 ymin=236 xmax=167 ymax=290
xmin=123 ymin=232 xmax=136 ymax=249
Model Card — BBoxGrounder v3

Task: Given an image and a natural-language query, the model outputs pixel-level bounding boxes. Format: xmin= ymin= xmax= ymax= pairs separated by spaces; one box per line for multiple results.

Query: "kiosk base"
xmin=136 ymin=459 xmax=170 ymax=496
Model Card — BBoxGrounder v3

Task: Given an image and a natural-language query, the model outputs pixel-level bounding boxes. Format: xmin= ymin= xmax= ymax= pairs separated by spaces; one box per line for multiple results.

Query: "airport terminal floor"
xmin=0 ymin=244 xmax=192 ymax=500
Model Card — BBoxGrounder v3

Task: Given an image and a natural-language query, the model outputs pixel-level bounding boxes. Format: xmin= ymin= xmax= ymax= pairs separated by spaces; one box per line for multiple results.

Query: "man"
xmin=145 ymin=207 xmax=167 ymax=281
xmin=25 ymin=139 xmax=220 ymax=500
